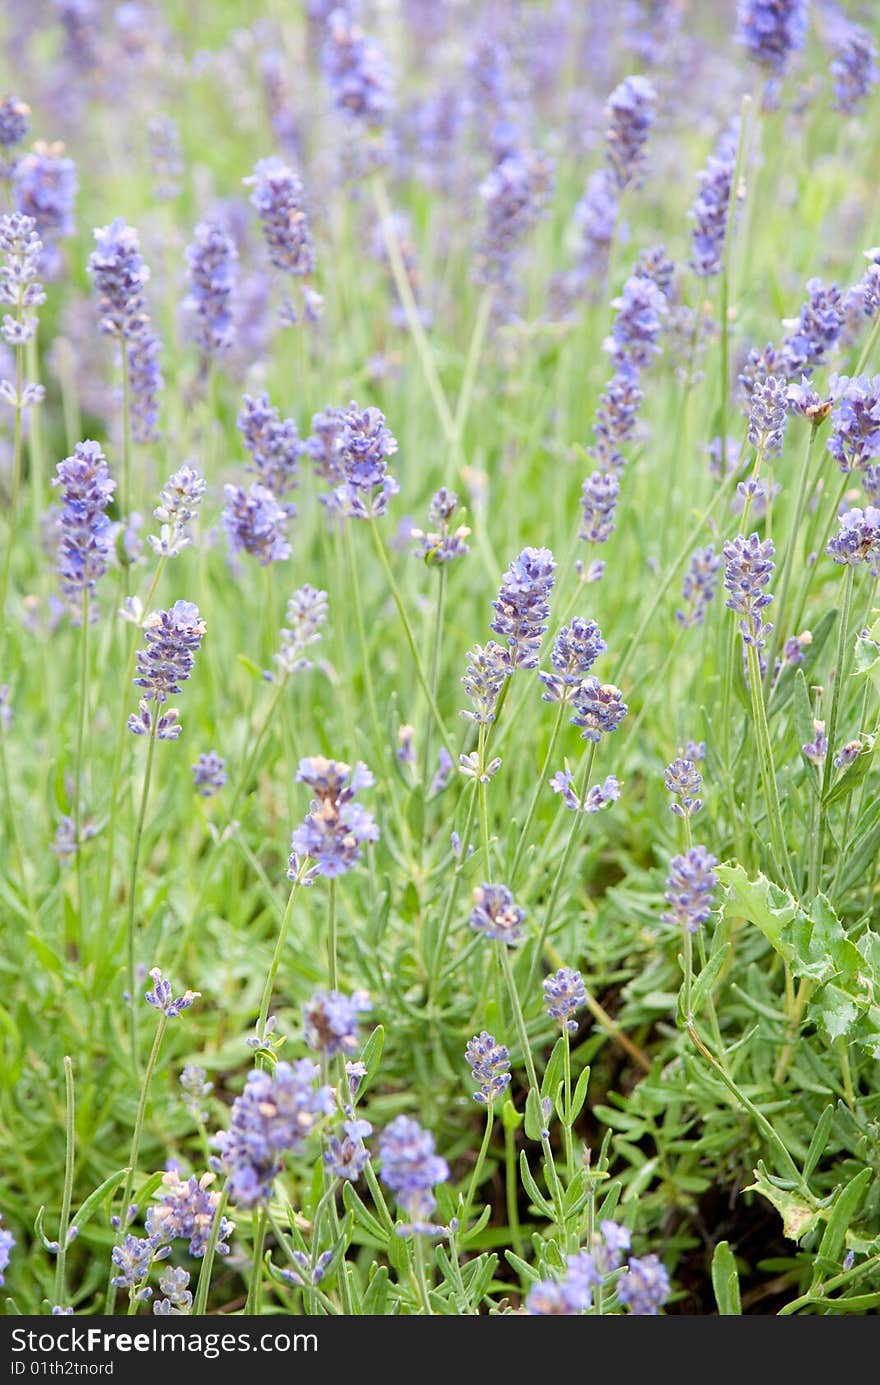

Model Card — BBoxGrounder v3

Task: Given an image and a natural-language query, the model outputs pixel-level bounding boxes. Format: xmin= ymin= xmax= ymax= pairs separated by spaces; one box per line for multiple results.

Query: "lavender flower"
xmin=598 ymin=1220 xmax=632 ymax=1271
xmin=579 ymin=471 xmax=620 ymax=544
xmin=662 ymin=846 xmax=718 ymax=933
xmin=87 ymin=217 xmax=150 ymax=339
xmin=526 ymin=1280 xmax=579 ymax=1315
xmin=180 ymin=1065 xmax=213 ymax=1120
xmin=325 ymin=1118 xmax=372 ymax=1181
xmin=245 ymin=157 xmax=315 ymax=278
xmin=192 ymin=752 xmax=226 ymax=797
xmin=0 ymin=98 xmax=29 ymax=152
xmin=826 ymin=507 xmax=880 ymax=566
xmin=665 ymin=759 xmax=703 ymax=818
xmin=153 ymin=1266 xmax=192 ymax=1316
xmin=0 ymin=212 xmax=45 ymax=349
xmin=52 ymin=441 xmax=115 ymax=615
xmin=379 ymin=1115 xmax=449 ymax=1235
xmin=689 ymin=123 xmax=738 ymax=279
xmin=0 ymin=1213 xmax=14 ymax=1286
xmin=128 ymin=600 xmax=205 ymax=740
xmin=274 ymin=584 xmax=328 ymax=677
xmin=222 ymin=482 xmax=291 ymax=565
xmin=827 ymin=375 xmax=880 ymax=473
xmin=570 ymin=677 xmax=627 ymax=742
xmin=148 ymin=465 xmax=206 ymax=558
xmin=573 ymin=170 xmax=619 ymax=300
xmin=212 ymin=1061 xmax=335 ymax=1207
xmin=411 ymin=488 xmax=470 ymax=565
xmin=543 ymin=967 xmax=587 ymax=1031
xmin=334 ymin=401 xmax=399 ymax=519
xmin=13 ymin=142 xmax=77 ymax=275
xmin=185 ymin=221 xmax=238 ymax=358
xmin=474 ymin=148 xmax=554 ymax=312
xmin=323 ymin=6 xmax=393 ymax=130
xmin=303 ymin=988 xmax=371 ymax=1057
xmin=540 ymin=619 xmax=607 ymax=701
xmin=550 ymin=770 xmax=621 ymax=814
xmin=834 ymin=740 xmax=861 ymax=770
xmin=605 ymin=273 xmax=667 ymax=371
xmin=470 ymin=883 xmax=526 ymax=946
xmin=617 ymin=1254 xmax=671 ymax=1315
xmin=127 ymin=327 xmax=163 ymax=444
xmin=490 ymin=547 xmax=556 ymax=671
xmin=110 ymin=1235 xmax=165 ymax=1297
xmin=145 ymin=1170 xmax=232 ymax=1258
xmin=830 ymin=22 xmax=877 ymax=114
xmin=588 ymin=364 xmax=643 ymax=473
xmin=237 ymin=392 xmax=303 ymax=504
xmin=465 ymin=1032 xmax=511 ymax=1105
xmin=144 ymin=968 xmax=200 ymax=1018
xmin=748 ymin=375 xmax=788 ymax=457
xmin=289 ymin=756 xmax=379 ymax=878
xmin=461 ymin=640 xmax=510 ymax=725
xmin=306 ymin=405 xmax=345 ymax=490
xmin=737 ymin=0 xmax=808 ymax=75
xmin=605 ymin=75 xmax=656 ymax=192
xmin=723 ymin=532 xmax=775 ymax=652
xmin=780 ymin=278 xmax=843 ymax=378
xmin=677 ymin=545 xmax=721 ymax=627
xmin=803 ymin=720 xmax=828 ymax=766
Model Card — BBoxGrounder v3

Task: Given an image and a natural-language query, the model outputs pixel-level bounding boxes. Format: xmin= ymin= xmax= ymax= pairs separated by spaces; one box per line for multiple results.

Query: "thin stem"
xmin=418 ymin=566 xmax=447 ymax=797
xmin=126 ymin=718 xmax=159 ymax=1073
xmin=763 ymin=421 xmax=822 ymax=686
xmin=477 ymin=725 xmax=492 ymax=881
xmin=790 ymin=473 xmax=849 ymax=636
xmin=746 ymin=642 xmax=796 ymax=892
xmin=53 ymin=1057 xmax=76 ymax=1310
xmin=562 ymin=1030 xmax=574 ymax=1184
xmin=256 ymin=871 xmax=304 ymax=1050
xmin=245 ymin=1207 xmax=268 ymax=1314
xmin=814 ymin=564 xmax=856 ymax=890
xmin=778 ymin=1251 xmax=880 ymax=1316
xmin=371 ymin=522 xmax=456 ymax=760
xmin=413 ymin=1236 xmax=433 ymax=1315
xmin=107 ymin=1013 xmax=169 ymax=1313
xmin=509 ymin=699 xmax=566 ymax=886
xmin=120 ymin=346 xmax=132 ymax=522
xmin=460 ymin=1105 xmax=494 ymax=1237
xmin=74 ymin=590 xmax=90 ymax=944
xmin=371 ymin=176 xmax=455 ymax=440
xmin=498 ymin=943 xmax=565 ymax=1227
xmin=524 ymin=743 xmax=596 ymax=993
xmin=0 ymin=346 xmax=24 ymax=638
xmin=345 ymin=521 xmax=383 ymax=755
xmin=504 ymin=1121 xmax=524 ymax=1260
xmin=429 ymin=782 xmax=478 ymax=980
xmin=686 ymin=1020 xmax=803 ymax=1186
xmin=193 ymin=1184 xmax=230 ymax=1316
xmin=327 ymin=877 xmax=338 ymax=992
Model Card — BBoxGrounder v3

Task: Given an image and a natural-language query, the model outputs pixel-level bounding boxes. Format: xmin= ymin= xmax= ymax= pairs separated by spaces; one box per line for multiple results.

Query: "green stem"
xmin=256 ymin=870 xmax=304 ymax=1051
xmin=413 ymin=1235 xmax=433 ymax=1315
xmin=524 ymin=743 xmax=596 ymax=993
xmin=509 ymin=699 xmax=566 ymax=886
xmin=778 ymin=1251 xmax=880 ymax=1316
xmin=327 ymin=877 xmax=338 ymax=992
xmin=74 ymin=590 xmax=90 ymax=945
xmin=193 ymin=1184 xmax=230 ymax=1316
xmin=107 ymin=1013 xmax=169 ymax=1313
xmin=498 ymin=943 xmax=565 ymax=1229
xmin=790 ymin=474 xmax=849 ymax=636
xmin=371 ymin=176 xmax=455 ymax=440
xmin=504 ymin=1121 xmax=524 ymax=1260
xmin=477 ymin=725 xmax=492 ymax=880
xmin=126 ymin=718 xmax=159 ymax=1074
xmin=121 ymin=346 xmax=132 ymax=522
xmin=418 ymin=566 xmax=447 ymax=797
xmin=763 ymin=421 xmax=822 ymax=686
xmin=53 ymin=1057 xmax=76 ymax=1310
xmin=429 ymin=782 xmax=478 ymax=979
xmin=814 ymin=564 xmax=856 ymax=890
xmin=371 ymin=522 xmax=456 ymax=761
xmin=460 ymin=1104 xmax=494 ymax=1237
xmin=562 ymin=1030 xmax=574 ymax=1184
xmin=245 ymin=1207 xmax=268 ymax=1314
xmin=686 ymin=1020 xmax=802 ymax=1186
xmin=0 ymin=346 xmax=24 ymax=639
xmin=746 ymin=642 xmax=795 ymax=892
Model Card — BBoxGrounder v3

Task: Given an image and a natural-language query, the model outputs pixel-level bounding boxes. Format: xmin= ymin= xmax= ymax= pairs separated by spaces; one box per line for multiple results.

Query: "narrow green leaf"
xmin=812 ymin=1167 xmax=872 ymax=1282
xmin=518 ymin=1150 xmax=553 ymax=1217
xmin=570 ymin=1065 xmax=591 ymax=1122
xmin=802 ymin=1106 xmax=835 ymax=1185
xmin=712 ymin=1241 xmax=742 ymax=1315
xmin=540 ymin=1036 xmax=566 ymax=1101
xmin=69 ymin=1168 xmax=130 ymax=1238
xmin=341 ymin=1182 xmax=387 ymax=1245
xmin=691 ymin=943 xmax=731 ymax=1018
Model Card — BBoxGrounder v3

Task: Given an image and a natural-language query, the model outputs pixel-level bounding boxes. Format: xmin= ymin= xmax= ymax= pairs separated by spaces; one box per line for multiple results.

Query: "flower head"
xmin=827 ymin=375 xmax=880 ymax=474
xmin=185 ymin=220 xmax=238 ymax=358
xmin=245 ymin=157 xmax=315 ymax=278
xmin=460 ymin=640 xmax=510 ymax=725
xmin=662 ymin=846 xmax=718 ymax=933
xmin=617 ymin=1254 xmax=671 ymax=1315
xmin=540 ymin=618 xmax=606 ymax=701
xmin=664 ymin=758 xmax=703 ymax=818
xmin=748 ymin=374 xmax=788 ymax=457
xmin=737 ymin=0 xmax=808 ymax=75
xmin=132 ymin=600 xmax=206 ymax=708
xmin=490 ymin=547 xmax=556 ymax=671
xmin=723 ymin=532 xmax=775 ymax=652
xmin=213 ymin=1060 xmax=335 ymax=1207
xmin=689 ymin=122 xmax=738 ymax=279
xmin=0 ymin=1213 xmax=14 ymax=1286
xmin=323 ymin=6 xmax=393 ymax=130
xmin=826 ymin=506 xmax=880 ymax=566
xmin=87 ymin=217 xmax=150 ymax=339
xmin=334 ymin=401 xmax=399 ymax=518
xmin=0 ymin=98 xmax=30 ymax=151
xmin=274 ymin=585 xmax=328 ymax=677
xmin=145 ymin=1170 xmax=232 ymax=1258
xmin=780 ymin=278 xmax=843 ymax=378
xmin=411 ymin=489 xmax=470 ymax=565
xmin=605 ymin=75 xmax=656 ymax=192
xmin=580 ymin=469 xmax=620 ymax=545
xmin=0 ymin=212 xmax=45 ymax=348
xmin=289 ymin=756 xmax=379 ymax=878
xmin=543 ymin=967 xmax=587 ymax=1032
xmin=52 ymin=441 xmax=115 ymax=615
xmin=148 ymin=465 xmax=206 ymax=558
xmin=192 ymin=752 xmax=226 ymax=797
xmin=677 ymin=544 xmax=721 ymax=628
xmin=605 ymin=272 xmax=667 ymax=371
xmin=222 ymin=482 xmax=291 ymax=565
xmin=144 ymin=968 xmax=200 ymax=1018
xmin=303 ymin=988 xmax=371 ymax=1058
xmin=237 ymin=392 xmax=304 ymax=504
xmin=14 ymin=142 xmax=77 ymax=274
xmin=570 ymin=677 xmax=627 ymax=742
xmin=465 ymin=1031 xmax=511 ymax=1105
xmin=378 ymin=1116 xmax=449 ymax=1235
xmin=470 ymin=882 xmax=525 ymax=946
xmin=325 ymin=1118 xmax=372 ymax=1181
xmin=830 ymin=24 xmax=878 ymax=115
